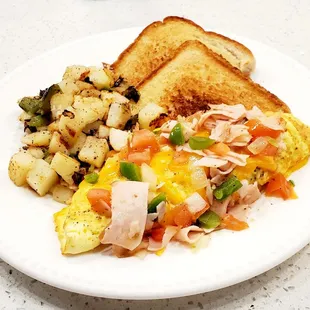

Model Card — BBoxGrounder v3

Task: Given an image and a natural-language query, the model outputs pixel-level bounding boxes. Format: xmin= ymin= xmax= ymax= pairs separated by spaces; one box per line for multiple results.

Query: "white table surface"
xmin=1 ymin=0 xmax=310 ymax=309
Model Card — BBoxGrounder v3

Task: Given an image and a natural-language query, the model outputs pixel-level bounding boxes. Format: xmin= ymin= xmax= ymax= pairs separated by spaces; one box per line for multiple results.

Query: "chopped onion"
xmin=141 ymin=163 xmax=157 ymax=191
xmin=191 ymin=167 xmax=208 ymax=190
xmin=247 ymin=136 xmax=268 ymax=155
xmin=185 ymin=193 xmax=207 ymax=215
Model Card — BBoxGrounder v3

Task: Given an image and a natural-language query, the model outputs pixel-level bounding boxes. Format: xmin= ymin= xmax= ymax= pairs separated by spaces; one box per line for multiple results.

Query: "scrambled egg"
xmin=54 ymin=156 xmax=120 ymax=255
xmin=234 ymin=113 xmax=310 ymax=185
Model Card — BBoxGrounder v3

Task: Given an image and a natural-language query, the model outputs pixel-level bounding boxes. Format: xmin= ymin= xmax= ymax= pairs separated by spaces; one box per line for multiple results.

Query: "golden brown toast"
xmin=134 ymin=40 xmax=290 ymax=116
xmin=112 ymin=16 xmax=256 ymax=86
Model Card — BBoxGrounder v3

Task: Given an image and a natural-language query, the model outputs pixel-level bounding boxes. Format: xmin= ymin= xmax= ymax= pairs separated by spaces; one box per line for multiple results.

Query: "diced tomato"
xmin=171 ymin=204 xmax=193 ymax=228
xmin=159 ymin=135 xmax=170 ymax=145
xmin=118 ymin=147 xmax=129 ymax=160
xmin=151 ymin=227 xmax=166 ymax=242
xmin=91 ymin=200 xmax=112 ymax=217
xmin=209 ymin=142 xmax=230 ymax=156
xmin=246 ymin=119 xmax=283 ymax=139
xmin=220 ymin=214 xmax=249 ymax=231
xmin=127 ymin=149 xmax=151 ymax=165
xmin=260 ymin=143 xmax=278 ymax=156
xmin=87 ymin=188 xmax=112 ymax=217
xmin=131 ymin=129 xmax=160 ymax=154
xmin=265 ymin=173 xmax=295 ymax=200
xmin=87 ymin=188 xmax=111 ymax=206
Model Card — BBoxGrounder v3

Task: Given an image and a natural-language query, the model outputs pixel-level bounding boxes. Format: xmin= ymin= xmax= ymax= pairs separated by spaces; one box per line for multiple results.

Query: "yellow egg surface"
xmin=54 ymin=155 xmax=121 ymax=255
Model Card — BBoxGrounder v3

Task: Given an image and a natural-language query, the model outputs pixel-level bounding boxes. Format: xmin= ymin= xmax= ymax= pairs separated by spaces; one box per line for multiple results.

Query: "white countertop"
xmin=1 ymin=0 xmax=310 ymax=309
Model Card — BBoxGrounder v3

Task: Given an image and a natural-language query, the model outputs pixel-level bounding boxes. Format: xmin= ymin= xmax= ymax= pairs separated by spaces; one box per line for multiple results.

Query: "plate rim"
xmin=1 ymin=26 xmax=310 ymax=300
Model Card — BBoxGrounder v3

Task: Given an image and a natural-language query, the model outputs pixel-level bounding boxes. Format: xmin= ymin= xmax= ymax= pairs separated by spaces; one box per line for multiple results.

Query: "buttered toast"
xmin=112 ymin=16 xmax=256 ymax=86
xmin=135 ymin=40 xmax=290 ymax=117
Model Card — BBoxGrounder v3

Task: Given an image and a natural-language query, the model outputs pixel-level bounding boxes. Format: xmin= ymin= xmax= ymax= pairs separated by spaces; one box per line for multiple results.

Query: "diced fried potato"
xmin=50 ymin=93 xmax=74 ymax=120
xmin=89 ymin=68 xmax=112 ymax=90
xmin=69 ymin=133 xmax=87 ymax=155
xmin=83 ymin=120 xmax=103 ymax=134
xmin=58 ymin=112 xmax=83 ymax=146
xmin=51 ymin=152 xmax=80 ymax=185
xmin=106 ymin=102 xmax=131 ymax=129
xmin=58 ymin=79 xmax=79 ymax=95
xmin=78 ymin=136 xmax=109 ymax=168
xmin=44 ymin=154 xmax=54 ymax=164
xmin=97 ymin=125 xmax=110 ymax=139
xmin=27 ymin=147 xmax=45 ymax=159
xmin=8 ymin=151 xmax=36 ymax=186
xmin=49 ymin=132 xmax=68 ymax=154
xmin=63 ymin=65 xmax=89 ymax=81
xmin=75 ymin=80 xmax=94 ymax=91
xmin=101 ymin=90 xmax=129 ymax=105
xmin=19 ymin=111 xmax=32 ymax=122
xmin=109 ymin=128 xmax=129 ymax=151
xmin=52 ymin=185 xmax=74 ymax=204
xmin=138 ymin=103 xmax=167 ymax=129
xmin=80 ymin=89 xmax=101 ymax=98
xmin=22 ymin=131 xmax=52 ymax=147
xmin=27 ymin=159 xmax=59 ymax=196
xmin=73 ymin=96 xmax=109 ymax=124
xmin=48 ymin=121 xmax=59 ymax=132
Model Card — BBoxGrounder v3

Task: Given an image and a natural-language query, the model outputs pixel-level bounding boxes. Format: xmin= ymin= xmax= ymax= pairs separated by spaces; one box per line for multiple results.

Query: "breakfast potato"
xmin=52 ymin=185 xmax=74 ymax=204
xmin=138 ymin=102 xmax=167 ymax=129
xmin=109 ymin=128 xmax=129 ymax=151
xmin=78 ymin=136 xmax=109 ymax=168
xmin=69 ymin=132 xmax=87 ymax=155
xmin=58 ymin=79 xmax=80 ymax=95
xmin=83 ymin=120 xmax=104 ymax=135
xmin=106 ymin=102 xmax=131 ymax=129
xmin=49 ymin=131 xmax=69 ymax=154
xmin=8 ymin=151 xmax=36 ymax=186
xmin=50 ymin=93 xmax=74 ymax=120
xmin=58 ymin=112 xmax=83 ymax=146
xmin=48 ymin=121 xmax=59 ymax=133
xmin=88 ymin=68 xmax=113 ymax=90
xmin=62 ymin=65 xmax=89 ymax=81
xmin=97 ymin=125 xmax=110 ymax=139
xmin=27 ymin=159 xmax=59 ymax=196
xmin=27 ymin=147 xmax=45 ymax=159
xmin=21 ymin=131 xmax=52 ymax=147
xmin=51 ymin=152 xmax=80 ymax=185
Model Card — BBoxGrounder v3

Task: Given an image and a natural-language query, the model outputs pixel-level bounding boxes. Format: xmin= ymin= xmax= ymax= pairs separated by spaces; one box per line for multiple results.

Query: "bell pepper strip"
xmin=245 ymin=119 xmax=283 ymax=139
xmin=120 ymin=161 xmax=142 ymax=181
xmin=220 ymin=214 xmax=249 ymax=231
xmin=189 ymin=136 xmax=215 ymax=150
xmin=148 ymin=193 xmax=166 ymax=213
xmin=198 ymin=210 xmax=221 ymax=229
xmin=169 ymin=123 xmax=185 ymax=145
xmin=265 ymin=173 xmax=296 ymax=200
xmin=213 ymin=176 xmax=243 ymax=201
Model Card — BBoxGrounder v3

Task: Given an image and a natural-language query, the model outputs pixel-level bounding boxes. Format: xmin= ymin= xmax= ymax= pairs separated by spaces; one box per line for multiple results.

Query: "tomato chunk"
xmin=151 ymin=227 xmax=166 ymax=242
xmin=87 ymin=188 xmax=112 ymax=217
xmin=265 ymin=173 xmax=295 ymax=200
xmin=246 ymin=119 xmax=283 ymax=139
xmin=127 ymin=149 xmax=151 ymax=165
xmin=131 ymin=129 xmax=160 ymax=153
xmin=171 ymin=204 xmax=193 ymax=228
xmin=209 ymin=142 xmax=230 ymax=156
xmin=221 ymin=214 xmax=249 ymax=231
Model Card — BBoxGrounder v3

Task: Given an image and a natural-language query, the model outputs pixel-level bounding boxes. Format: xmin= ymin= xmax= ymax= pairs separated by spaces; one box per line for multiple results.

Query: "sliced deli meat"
xmin=102 ymin=181 xmax=149 ymax=251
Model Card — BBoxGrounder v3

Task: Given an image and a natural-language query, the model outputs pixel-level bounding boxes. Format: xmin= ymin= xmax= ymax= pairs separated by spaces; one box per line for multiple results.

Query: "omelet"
xmin=54 ymin=156 xmax=121 ymax=255
xmin=234 ymin=113 xmax=310 ymax=185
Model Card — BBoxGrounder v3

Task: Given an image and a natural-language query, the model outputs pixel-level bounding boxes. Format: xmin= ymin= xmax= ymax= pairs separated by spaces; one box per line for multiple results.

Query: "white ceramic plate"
xmin=0 ymin=27 xmax=310 ymax=300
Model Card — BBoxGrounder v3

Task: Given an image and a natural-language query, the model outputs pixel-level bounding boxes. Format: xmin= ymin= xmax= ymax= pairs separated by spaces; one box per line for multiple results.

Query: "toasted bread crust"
xmin=112 ymin=16 xmax=256 ymax=86
xmin=136 ymin=40 xmax=290 ymax=116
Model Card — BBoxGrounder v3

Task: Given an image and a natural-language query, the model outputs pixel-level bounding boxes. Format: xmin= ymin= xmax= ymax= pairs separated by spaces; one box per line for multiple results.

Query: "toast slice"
xmin=112 ymin=16 xmax=256 ymax=86
xmin=134 ymin=40 xmax=290 ymax=116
